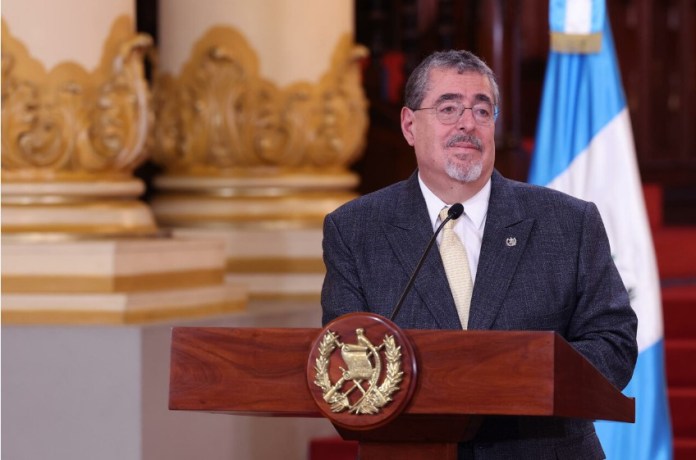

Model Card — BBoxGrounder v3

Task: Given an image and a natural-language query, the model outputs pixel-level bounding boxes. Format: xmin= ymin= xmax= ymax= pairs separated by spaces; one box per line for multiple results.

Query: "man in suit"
xmin=321 ymin=50 xmax=638 ymax=459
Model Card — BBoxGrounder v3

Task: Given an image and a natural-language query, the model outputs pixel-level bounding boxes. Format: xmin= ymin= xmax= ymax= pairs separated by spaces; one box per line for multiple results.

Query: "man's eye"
xmin=473 ymin=105 xmax=492 ymax=118
xmin=438 ymin=104 xmax=459 ymax=114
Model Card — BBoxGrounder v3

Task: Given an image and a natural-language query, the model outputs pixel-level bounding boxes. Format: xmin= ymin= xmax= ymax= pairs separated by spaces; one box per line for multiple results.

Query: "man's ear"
xmin=400 ymin=107 xmax=416 ymax=146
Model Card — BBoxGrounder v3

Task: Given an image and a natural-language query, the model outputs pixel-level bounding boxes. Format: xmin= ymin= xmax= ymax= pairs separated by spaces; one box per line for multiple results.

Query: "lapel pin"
xmin=506 ymin=237 xmax=517 ymax=247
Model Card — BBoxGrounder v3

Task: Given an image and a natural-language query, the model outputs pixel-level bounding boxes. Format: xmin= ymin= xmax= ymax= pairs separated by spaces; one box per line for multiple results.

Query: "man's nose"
xmin=455 ymin=107 xmax=476 ymax=131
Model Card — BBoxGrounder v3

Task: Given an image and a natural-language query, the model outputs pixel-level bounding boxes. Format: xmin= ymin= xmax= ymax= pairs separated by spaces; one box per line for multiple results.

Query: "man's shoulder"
xmin=329 ymin=176 xmax=414 ymax=218
xmin=494 ymin=172 xmax=591 ymax=213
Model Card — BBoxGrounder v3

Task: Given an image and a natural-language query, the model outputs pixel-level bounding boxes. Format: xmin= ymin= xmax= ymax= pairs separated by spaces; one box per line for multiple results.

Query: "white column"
xmin=2 ymin=0 xmax=133 ymax=70
xmin=151 ymin=0 xmax=368 ymax=299
xmin=1 ymin=0 xmax=156 ymax=236
xmin=158 ymin=0 xmax=353 ymax=86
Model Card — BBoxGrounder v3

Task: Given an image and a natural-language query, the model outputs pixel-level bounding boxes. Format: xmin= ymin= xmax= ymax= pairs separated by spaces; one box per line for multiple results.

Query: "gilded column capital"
xmin=152 ymin=27 xmax=368 ymax=175
xmin=1 ymin=16 xmax=157 ymax=237
xmin=150 ymin=26 xmax=369 ymax=228
xmin=2 ymin=16 xmax=152 ymax=179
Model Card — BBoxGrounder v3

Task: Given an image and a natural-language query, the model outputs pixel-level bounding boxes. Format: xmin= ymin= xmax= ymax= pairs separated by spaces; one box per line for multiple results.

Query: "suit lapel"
xmin=468 ymin=171 xmax=535 ymax=330
xmin=383 ymin=174 xmax=462 ymax=329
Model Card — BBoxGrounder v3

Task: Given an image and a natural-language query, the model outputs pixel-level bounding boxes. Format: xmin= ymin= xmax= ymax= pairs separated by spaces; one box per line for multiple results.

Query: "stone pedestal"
xmin=2 ymin=238 xmax=246 ymax=324
xmin=172 ymin=227 xmax=326 ymax=300
xmin=2 ymin=301 xmax=337 ymax=460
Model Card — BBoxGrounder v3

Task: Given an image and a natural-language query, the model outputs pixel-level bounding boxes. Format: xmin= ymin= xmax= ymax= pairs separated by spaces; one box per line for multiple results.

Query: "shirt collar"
xmin=418 ymin=173 xmax=491 ymax=230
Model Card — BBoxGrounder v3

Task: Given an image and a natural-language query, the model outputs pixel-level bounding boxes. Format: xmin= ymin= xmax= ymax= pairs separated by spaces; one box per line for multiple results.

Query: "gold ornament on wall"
xmin=152 ymin=27 xmax=369 ymax=175
xmin=1 ymin=16 xmax=153 ymax=181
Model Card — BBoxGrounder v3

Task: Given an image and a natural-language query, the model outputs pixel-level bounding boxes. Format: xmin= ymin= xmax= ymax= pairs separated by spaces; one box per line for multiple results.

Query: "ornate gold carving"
xmin=313 ymin=328 xmax=403 ymax=415
xmin=1 ymin=16 xmax=153 ymax=180
xmin=1 ymin=16 xmax=157 ymax=237
xmin=152 ymin=27 xmax=368 ymax=174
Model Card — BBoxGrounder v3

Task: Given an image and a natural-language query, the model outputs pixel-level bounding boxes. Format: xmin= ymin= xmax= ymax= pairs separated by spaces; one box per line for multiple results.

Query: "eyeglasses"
xmin=412 ymin=100 xmax=499 ymax=125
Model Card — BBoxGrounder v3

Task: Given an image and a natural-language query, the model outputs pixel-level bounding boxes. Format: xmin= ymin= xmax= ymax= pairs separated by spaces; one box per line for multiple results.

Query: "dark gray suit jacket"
xmin=321 ymin=170 xmax=638 ymax=459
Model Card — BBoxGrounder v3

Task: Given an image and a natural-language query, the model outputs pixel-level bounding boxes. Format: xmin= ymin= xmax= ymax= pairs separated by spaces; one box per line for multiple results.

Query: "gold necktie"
xmin=438 ymin=207 xmax=473 ymax=329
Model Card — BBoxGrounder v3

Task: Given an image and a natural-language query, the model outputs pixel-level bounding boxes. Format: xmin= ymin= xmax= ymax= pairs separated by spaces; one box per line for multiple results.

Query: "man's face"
xmin=401 ymin=68 xmax=496 ymax=195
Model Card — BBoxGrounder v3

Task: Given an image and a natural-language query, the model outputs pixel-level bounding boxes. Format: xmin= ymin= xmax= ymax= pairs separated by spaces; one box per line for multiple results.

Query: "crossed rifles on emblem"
xmin=314 ymin=328 xmax=403 ymax=415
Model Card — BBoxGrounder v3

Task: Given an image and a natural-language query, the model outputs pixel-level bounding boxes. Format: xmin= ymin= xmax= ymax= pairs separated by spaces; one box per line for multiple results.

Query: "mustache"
xmin=445 ymin=134 xmax=482 ymax=150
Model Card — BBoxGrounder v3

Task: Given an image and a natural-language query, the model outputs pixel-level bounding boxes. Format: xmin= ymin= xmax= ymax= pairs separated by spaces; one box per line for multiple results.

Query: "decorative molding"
xmin=1 ymin=16 xmax=157 ymax=237
xmin=226 ymin=257 xmax=325 ymax=274
xmin=1 ymin=301 xmax=247 ymax=325
xmin=1 ymin=16 xmax=153 ymax=180
xmin=149 ymin=27 xmax=366 ymax=229
xmin=152 ymin=189 xmax=357 ymax=228
xmin=1 ymin=238 xmax=244 ymax=325
xmin=2 ymin=269 xmax=225 ymax=293
xmin=152 ymin=26 xmax=368 ymax=174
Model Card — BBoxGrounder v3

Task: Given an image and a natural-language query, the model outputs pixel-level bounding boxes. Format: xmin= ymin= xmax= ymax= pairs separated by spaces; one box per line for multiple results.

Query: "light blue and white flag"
xmin=528 ymin=1 xmax=673 ymax=458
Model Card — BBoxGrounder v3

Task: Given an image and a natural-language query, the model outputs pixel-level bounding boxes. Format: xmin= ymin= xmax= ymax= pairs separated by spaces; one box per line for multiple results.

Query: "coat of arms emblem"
xmin=313 ymin=328 xmax=403 ymax=414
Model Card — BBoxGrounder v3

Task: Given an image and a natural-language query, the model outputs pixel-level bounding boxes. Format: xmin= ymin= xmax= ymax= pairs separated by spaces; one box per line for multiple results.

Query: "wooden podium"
xmin=169 ymin=313 xmax=634 ymax=459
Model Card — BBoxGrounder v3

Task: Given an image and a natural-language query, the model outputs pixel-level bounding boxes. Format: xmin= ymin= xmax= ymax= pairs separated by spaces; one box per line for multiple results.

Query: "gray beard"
xmin=446 ymin=156 xmax=483 ymax=183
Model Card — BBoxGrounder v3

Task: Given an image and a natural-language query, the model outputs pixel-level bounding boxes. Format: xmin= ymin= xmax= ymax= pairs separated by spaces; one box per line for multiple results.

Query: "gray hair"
xmin=404 ymin=50 xmax=500 ymax=110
